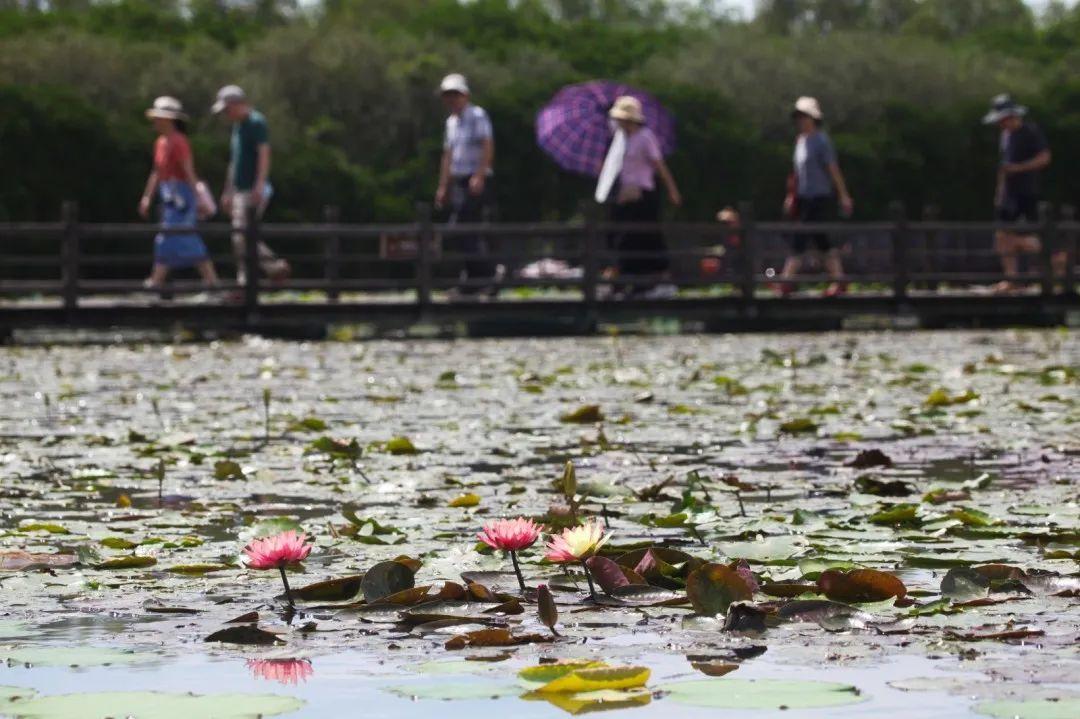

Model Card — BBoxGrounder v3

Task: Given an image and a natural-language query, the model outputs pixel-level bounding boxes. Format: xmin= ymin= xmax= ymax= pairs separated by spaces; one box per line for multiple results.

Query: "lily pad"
xmin=2 ymin=691 xmax=304 ymax=718
xmin=974 ymin=698 xmax=1080 ymax=719
xmin=662 ymin=678 xmax=865 ymax=709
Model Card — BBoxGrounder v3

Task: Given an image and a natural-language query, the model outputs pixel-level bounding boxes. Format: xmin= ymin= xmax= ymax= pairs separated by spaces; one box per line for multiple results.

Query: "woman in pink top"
xmin=608 ymin=96 xmax=681 ymax=296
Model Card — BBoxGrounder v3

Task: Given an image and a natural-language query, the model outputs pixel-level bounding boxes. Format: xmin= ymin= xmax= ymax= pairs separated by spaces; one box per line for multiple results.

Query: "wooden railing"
xmin=0 ymin=200 xmax=1077 ymax=328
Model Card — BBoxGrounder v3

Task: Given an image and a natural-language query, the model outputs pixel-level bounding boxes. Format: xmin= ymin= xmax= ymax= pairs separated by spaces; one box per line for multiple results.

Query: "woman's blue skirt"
xmin=155 ymin=180 xmax=209 ymax=269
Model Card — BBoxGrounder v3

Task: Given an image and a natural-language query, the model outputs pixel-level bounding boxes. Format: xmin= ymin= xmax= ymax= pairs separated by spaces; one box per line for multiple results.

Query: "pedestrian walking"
xmin=777 ymin=97 xmax=853 ymax=298
xmin=983 ymin=94 xmax=1062 ymax=293
xmin=212 ymin=84 xmax=290 ymax=286
xmin=138 ymin=97 xmax=219 ymax=291
xmin=607 ymin=96 xmax=682 ymax=298
xmin=435 ymin=73 xmax=498 ymax=297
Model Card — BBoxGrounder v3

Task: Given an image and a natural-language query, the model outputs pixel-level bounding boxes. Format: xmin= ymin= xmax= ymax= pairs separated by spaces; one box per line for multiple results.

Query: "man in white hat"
xmin=434 ymin=73 xmax=497 ymax=295
xmin=983 ymin=94 xmax=1056 ymax=293
xmin=212 ymin=84 xmax=290 ymax=285
xmin=778 ymin=96 xmax=854 ymax=298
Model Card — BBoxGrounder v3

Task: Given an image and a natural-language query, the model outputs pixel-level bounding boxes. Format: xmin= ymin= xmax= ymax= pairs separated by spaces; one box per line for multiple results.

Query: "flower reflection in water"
xmin=247 ymin=658 xmax=314 ymax=685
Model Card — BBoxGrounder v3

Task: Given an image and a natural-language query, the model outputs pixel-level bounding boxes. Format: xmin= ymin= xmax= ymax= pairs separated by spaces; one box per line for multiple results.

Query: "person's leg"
xmin=231 ymin=191 xmax=250 ymax=284
xmin=145 ymin=263 xmax=169 ymax=288
xmin=196 ymin=260 xmax=219 ymax=286
xmin=457 ymin=180 xmax=495 ymax=290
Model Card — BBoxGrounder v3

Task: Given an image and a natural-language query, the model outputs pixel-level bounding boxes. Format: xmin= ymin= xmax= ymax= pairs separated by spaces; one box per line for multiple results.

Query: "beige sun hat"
xmin=792 ymin=96 xmax=824 ymax=121
xmin=609 ymin=96 xmax=645 ymax=124
xmin=146 ymin=96 xmax=189 ymax=122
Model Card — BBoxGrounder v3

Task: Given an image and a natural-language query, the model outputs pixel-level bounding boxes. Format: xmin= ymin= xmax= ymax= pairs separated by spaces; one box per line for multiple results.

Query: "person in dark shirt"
xmin=983 ymin=95 xmax=1054 ymax=293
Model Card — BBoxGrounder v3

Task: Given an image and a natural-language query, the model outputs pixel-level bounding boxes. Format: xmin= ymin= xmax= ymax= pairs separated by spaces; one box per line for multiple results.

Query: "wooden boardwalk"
xmin=1 ymin=203 xmax=1077 ymax=337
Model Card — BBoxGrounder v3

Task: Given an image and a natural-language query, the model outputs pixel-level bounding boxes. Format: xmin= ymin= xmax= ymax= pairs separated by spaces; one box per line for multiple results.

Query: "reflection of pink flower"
xmin=545 ymin=521 xmax=610 ymax=563
xmin=478 ymin=518 xmax=543 ymax=552
xmin=243 ymin=530 xmax=312 ymax=570
xmin=247 ymin=658 xmax=314 ymax=685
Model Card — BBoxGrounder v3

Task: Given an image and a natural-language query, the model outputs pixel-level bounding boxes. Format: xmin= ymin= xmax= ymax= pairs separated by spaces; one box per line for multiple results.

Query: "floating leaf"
xmin=361 ymin=560 xmax=416 ymax=603
xmin=974 ymin=698 xmax=1080 ymax=719
xmin=0 ymin=551 xmax=75 ymax=571
xmin=448 ymin=493 xmax=480 ymax=508
xmin=817 ymin=569 xmax=907 ymax=603
xmin=0 ymin=646 xmax=140 ymax=667
xmin=662 ymin=679 xmax=865 ymax=709
xmin=560 ymin=405 xmax=604 ymax=424
xmin=294 ymin=575 xmax=365 ymax=602
xmin=686 ymin=564 xmax=753 ymax=616
xmin=384 ymin=437 xmax=418 ymax=455
xmin=95 ymin=556 xmax=156 ymax=570
xmin=166 ymin=564 xmax=230 ymax=576
xmin=779 ymin=418 xmax=818 ymax=434
xmin=3 ymin=691 xmax=303 ymax=718
xmin=204 ymin=626 xmax=283 ymax=646
xmin=536 ymin=666 xmax=650 ymax=694
xmin=940 ymin=567 xmax=991 ymax=602
xmin=213 ymin=460 xmax=245 ymax=480
xmin=584 ymin=556 xmax=630 ymax=594
xmin=444 ymin=629 xmax=551 ymax=650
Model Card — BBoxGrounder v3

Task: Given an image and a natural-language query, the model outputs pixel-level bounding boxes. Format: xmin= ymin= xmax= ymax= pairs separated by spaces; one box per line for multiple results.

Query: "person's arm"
xmin=652 ymin=157 xmax=682 ymax=207
xmin=139 ymin=170 xmax=159 ymax=219
xmin=1003 ymin=149 xmax=1051 ymax=175
xmin=435 ymin=149 xmax=451 ymax=209
xmin=469 ymin=136 xmax=494 ymax=195
xmin=828 ymin=162 xmax=853 ymax=217
xmin=253 ymin=143 xmax=271 ymax=204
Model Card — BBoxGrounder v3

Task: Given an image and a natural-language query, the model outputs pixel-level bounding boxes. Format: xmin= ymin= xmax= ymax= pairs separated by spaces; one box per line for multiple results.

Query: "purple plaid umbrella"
xmin=536 ymin=81 xmax=676 ymax=178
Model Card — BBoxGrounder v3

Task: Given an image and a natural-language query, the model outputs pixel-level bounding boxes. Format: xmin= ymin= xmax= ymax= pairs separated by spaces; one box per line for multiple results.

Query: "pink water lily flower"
xmin=478 ymin=517 xmax=544 ymax=594
xmin=243 ymin=530 xmax=312 ymax=609
xmin=243 ymin=530 xmax=312 ymax=570
xmin=478 ymin=517 xmax=543 ymax=552
xmin=247 ymin=658 xmax=314 ymax=686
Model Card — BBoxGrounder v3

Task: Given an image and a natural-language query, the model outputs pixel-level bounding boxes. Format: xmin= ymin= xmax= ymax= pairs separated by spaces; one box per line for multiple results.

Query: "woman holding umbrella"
xmin=608 ymin=96 xmax=682 ymax=297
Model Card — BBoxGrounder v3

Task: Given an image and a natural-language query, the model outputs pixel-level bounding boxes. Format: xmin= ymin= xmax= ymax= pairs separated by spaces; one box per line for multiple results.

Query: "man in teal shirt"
xmin=212 ymin=85 xmax=290 ymax=284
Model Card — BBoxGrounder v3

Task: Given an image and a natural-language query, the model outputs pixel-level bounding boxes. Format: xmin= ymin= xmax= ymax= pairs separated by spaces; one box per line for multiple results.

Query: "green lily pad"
xmin=974 ymin=698 xmax=1080 ymax=719
xmin=3 ymin=691 xmax=303 ymax=718
xmin=662 ymin=679 xmax=866 ymax=709
xmin=0 ymin=646 xmax=142 ymax=667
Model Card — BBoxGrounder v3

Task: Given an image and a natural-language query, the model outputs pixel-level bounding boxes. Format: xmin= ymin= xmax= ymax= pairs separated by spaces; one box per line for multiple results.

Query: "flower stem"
xmin=580 ymin=560 xmax=598 ymax=602
xmin=278 ymin=564 xmax=295 ymax=609
xmin=509 ymin=550 xmax=527 ymax=594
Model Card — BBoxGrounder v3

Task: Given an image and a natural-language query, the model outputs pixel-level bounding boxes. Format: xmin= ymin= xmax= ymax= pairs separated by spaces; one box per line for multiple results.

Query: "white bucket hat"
xmin=439 ymin=73 xmax=470 ymax=96
xmin=145 ymin=96 xmax=188 ymax=122
xmin=792 ymin=96 xmax=824 ymax=121
xmin=982 ymin=94 xmax=1027 ymax=125
xmin=609 ymin=96 xmax=645 ymax=124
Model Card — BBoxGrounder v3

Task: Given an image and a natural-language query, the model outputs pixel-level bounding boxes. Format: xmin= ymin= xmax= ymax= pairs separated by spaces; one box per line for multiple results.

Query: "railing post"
xmin=61 ymin=200 xmax=79 ymax=315
xmin=1061 ymin=205 xmax=1076 ymax=295
xmin=582 ymin=202 xmax=599 ymax=312
xmin=890 ymin=201 xmax=909 ymax=301
xmin=922 ymin=204 xmax=940 ymax=291
xmin=323 ymin=205 xmax=341 ymax=303
xmin=1038 ymin=202 xmax=1056 ymax=297
xmin=416 ymin=202 xmax=433 ymax=312
xmin=738 ymin=201 xmax=756 ymax=301
xmin=244 ymin=203 xmax=261 ymax=318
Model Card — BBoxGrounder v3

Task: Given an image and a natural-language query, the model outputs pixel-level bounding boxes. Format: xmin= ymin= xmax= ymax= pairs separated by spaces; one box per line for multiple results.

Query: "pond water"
xmin=0 ymin=330 xmax=1076 ymax=718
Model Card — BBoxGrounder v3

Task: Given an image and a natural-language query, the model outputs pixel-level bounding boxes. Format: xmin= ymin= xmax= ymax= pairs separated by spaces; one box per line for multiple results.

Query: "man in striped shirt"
xmin=435 ymin=74 xmax=497 ymax=296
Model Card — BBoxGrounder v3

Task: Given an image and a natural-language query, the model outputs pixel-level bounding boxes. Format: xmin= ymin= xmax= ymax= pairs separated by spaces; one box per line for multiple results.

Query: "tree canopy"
xmin=0 ymin=0 xmax=1078 ymax=222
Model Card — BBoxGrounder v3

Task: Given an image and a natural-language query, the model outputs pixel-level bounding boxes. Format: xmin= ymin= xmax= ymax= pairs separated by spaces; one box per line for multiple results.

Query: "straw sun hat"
xmin=145 ymin=96 xmax=189 ymax=122
xmin=609 ymin=96 xmax=646 ymax=124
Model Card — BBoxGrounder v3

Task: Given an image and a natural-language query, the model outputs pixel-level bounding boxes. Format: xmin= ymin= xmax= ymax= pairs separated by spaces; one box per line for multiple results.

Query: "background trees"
xmin=0 ymin=0 xmax=1077 ymax=222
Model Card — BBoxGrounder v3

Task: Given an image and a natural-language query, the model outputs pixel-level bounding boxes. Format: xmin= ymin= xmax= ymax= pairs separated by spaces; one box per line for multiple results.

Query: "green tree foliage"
xmin=0 ymin=0 xmax=1077 ymax=222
